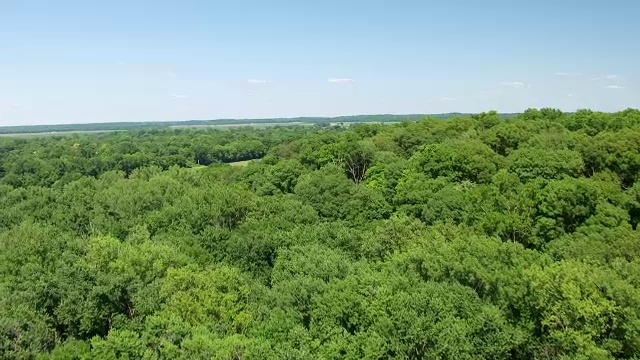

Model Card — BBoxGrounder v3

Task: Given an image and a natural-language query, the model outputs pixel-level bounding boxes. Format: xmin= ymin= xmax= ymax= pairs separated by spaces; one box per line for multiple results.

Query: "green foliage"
xmin=507 ymin=148 xmax=585 ymax=181
xmin=481 ymin=120 xmax=537 ymax=155
xmin=320 ymin=137 xmax=376 ymax=183
xmin=411 ymin=139 xmax=502 ymax=183
xmin=523 ymin=261 xmax=640 ymax=358
xmin=1 ymin=109 xmax=640 ymax=359
xmin=295 ymin=164 xmax=390 ymax=222
xmin=534 ymin=177 xmax=601 ymax=243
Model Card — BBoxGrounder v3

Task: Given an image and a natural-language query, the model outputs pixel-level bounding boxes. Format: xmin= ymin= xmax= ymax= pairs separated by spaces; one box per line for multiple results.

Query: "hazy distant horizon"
xmin=1 ymin=107 xmax=638 ymax=128
xmin=0 ymin=112 xmax=444 ymax=128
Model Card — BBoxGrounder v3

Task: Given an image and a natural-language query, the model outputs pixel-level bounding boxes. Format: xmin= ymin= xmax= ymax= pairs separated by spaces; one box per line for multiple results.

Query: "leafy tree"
xmin=411 ymin=139 xmax=502 ymax=183
xmin=523 ymin=261 xmax=640 ymax=359
xmin=295 ymin=165 xmax=390 ymax=222
xmin=321 ymin=138 xmax=376 ymax=183
xmin=481 ymin=120 xmax=536 ymax=156
xmin=507 ymin=147 xmax=585 ymax=181
xmin=534 ymin=178 xmax=601 ymax=243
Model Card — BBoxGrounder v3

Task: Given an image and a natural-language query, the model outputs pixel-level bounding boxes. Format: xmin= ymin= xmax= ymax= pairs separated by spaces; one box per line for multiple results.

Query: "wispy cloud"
xmin=605 ymin=85 xmax=625 ymax=89
xmin=167 ymin=72 xmax=178 ymax=78
xmin=500 ymin=81 xmax=528 ymax=88
xmin=555 ymin=72 xmax=582 ymax=77
xmin=116 ymin=60 xmax=125 ymax=66
xmin=171 ymin=94 xmax=189 ymax=98
xmin=328 ymin=78 xmax=355 ymax=84
xmin=590 ymin=74 xmax=620 ymax=81
xmin=426 ymin=96 xmax=457 ymax=103
xmin=1 ymin=102 xmax=22 ymax=112
xmin=247 ymin=79 xmax=268 ymax=84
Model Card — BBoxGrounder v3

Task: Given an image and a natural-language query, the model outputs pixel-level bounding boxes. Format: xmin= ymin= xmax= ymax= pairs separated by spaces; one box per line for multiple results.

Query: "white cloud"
xmin=500 ymin=81 xmax=527 ymax=88
xmin=171 ymin=94 xmax=189 ymax=98
xmin=167 ymin=72 xmax=178 ymax=78
xmin=116 ymin=60 xmax=125 ymax=66
xmin=0 ymin=102 xmax=21 ymax=113
xmin=555 ymin=72 xmax=582 ymax=77
xmin=590 ymin=74 xmax=620 ymax=81
xmin=247 ymin=79 xmax=268 ymax=84
xmin=328 ymin=78 xmax=355 ymax=84
xmin=427 ymin=96 xmax=457 ymax=103
xmin=567 ymin=93 xmax=574 ymax=97
xmin=605 ymin=85 xmax=625 ymax=89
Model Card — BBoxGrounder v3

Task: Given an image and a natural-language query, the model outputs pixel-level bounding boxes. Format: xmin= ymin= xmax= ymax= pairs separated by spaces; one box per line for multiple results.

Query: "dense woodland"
xmin=2 ymin=108 xmax=640 ymax=359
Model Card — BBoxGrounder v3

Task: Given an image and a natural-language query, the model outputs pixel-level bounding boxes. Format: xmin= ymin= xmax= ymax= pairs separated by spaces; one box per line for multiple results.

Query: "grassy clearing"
xmin=227 ymin=160 xmax=254 ymax=167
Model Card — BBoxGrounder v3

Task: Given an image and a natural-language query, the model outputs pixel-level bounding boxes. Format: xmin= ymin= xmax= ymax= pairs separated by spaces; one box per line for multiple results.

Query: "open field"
xmin=227 ymin=159 xmax=254 ymax=167
xmin=0 ymin=113 xmax=519 ymax=135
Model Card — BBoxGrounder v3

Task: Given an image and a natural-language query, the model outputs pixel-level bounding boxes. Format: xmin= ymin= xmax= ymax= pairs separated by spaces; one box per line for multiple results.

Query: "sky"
xmin=1 ymin=0 xmax=639 ymax=125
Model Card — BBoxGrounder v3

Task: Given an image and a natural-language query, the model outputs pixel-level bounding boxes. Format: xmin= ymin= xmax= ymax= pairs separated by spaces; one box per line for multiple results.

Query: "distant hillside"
xmin=0 ymin=113 xmax=517 ymax=134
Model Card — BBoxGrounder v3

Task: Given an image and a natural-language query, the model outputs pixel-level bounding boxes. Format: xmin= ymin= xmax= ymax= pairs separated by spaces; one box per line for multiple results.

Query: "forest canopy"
xmin=2 ymin=108 xmax=640 ymax=359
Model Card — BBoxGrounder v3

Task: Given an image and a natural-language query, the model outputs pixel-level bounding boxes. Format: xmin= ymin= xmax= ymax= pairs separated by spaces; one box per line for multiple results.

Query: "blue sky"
xmin=1 ymin=0 xmax=639 ymax=125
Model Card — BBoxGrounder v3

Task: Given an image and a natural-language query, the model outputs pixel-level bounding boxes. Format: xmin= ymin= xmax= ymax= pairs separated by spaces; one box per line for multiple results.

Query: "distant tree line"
xmin=0 ymin=113 xmax=511 ymax=134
